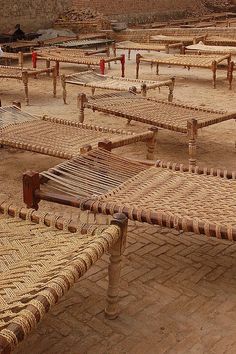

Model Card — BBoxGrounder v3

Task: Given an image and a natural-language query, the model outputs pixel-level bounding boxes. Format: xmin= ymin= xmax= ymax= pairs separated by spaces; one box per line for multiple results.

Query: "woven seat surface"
xmin=186 ymin=43 xmax=236 ymax=54
xmin=64 ymin=70 xmax=171 ymax=91
xmin=206 ymin=36 xmax=236 ymax=46
xmin=0 ymin=65 xmax=52 ymax=78
xmin=0 ymin=107 xmax=152 ymax=158
xmin=0 ymin=52 xmax=31 ymax=60
xmin=58 ymin=38 xmax=114 ymax=48
xmin=40 ymin=149 xmax=236 ymax=240
xmin=140 ymin=53 xmax=229 ymax=68
xmin=116 ymin=41 xmax=166 ymax=51
xmin=0 ymin=106 xmax=36 ymax=128
xmin=85 ymin=92 xmax=233 ymax=133
xmin=0 ymin=200 xmax=120 ymax=350
xmin=37 ymin=51 xmax=117 ymax=64
xmin=150 ymin=35 xmax=202 ymax=44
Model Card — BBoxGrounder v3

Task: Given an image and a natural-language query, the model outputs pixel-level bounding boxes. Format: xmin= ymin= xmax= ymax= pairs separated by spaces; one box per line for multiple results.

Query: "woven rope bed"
xmin=33 ymin=49 xmax=125 ymax=76
xmin=0 ymin=197 xmax=127 ymax=353
xmin=114 ymin=41 xmax=182 ymax=60
xmin=150 ymin=35 xmax=207 ymax=45
xmin=205 ymin=36 xmax=236 ymax=46
xmin=136 ymin=53 xmax=233 ymax=89
xmin=23 ymin=148 xmax=236 ymax=241
xmin=61 ymin=70 xmax=175 ymax=103
xmin=57 ymin=38 xmax=114 ymax=49
xmin=0 ymin=65 xmax=57 ymax=105
xmin=185 ymin=43 xmax=236 ymax=55
xmin=79 ymin=91 xmax=236 ymax=166
xmin=0 ymin=52 xmax=31 ymax=67
xmin=0 ymin=105 xmax=156 ymax=159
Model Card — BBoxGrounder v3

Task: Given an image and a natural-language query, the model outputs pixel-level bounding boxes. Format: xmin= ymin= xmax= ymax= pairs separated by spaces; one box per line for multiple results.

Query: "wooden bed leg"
xmin=91 ymin=87 xmax=96 ymax=96
xmin=18 ymin=52 xmax=23 ymax=67
xmin=23 ymin=171 xmax=40 ymax=210
xmin=228 ymin=61 xmax=234 ymax=90
xmin=22 ymin=71 xmax=29 ymax=105
xmin=32 ymin=51 xmax=37 ymax=69
xmin=156 ymin=63 xmax=159 ymax=75
xmin=212 ymin=61 xmax=217 ymax=89
xmin=46 ymin=60 xmax=50 ymax=77
xmin=61 ymin=74 xmax=67 ymax=103
xmin=105 ymin=213 xmax=127 ymax=319
xmin=121 ymin=54 xmax=125 ymax=78
xmin=187 ymin=119 xmax=198 ymax=168
xmin=136 ymin=53 xmax=141 ymax=79
xmin=165 ymin=44 xmax=169 ymax=54
xmin=168 ymin=77 xmax=175 ymax=102
xmin=141 ymin=83 xmax=147 ymax=97
xmin=112 ymin=43 xmax=117 ymax=57
xmin=52 ymin=67 xmax=57 ymax=98
xmin=55 ymin=61 xmax=60 ymax=76
xmin=100 ymin=59 xmax=106 ymax=75
xmin=147 ymin=127 xmax=158 ymax=160
xmin=98 ymin=139 xmax=112 ymax=151
xmin=128 ymin=49 xmax=131 ymax=60
xmin=78 ymin=93 xmax=87 ymax=123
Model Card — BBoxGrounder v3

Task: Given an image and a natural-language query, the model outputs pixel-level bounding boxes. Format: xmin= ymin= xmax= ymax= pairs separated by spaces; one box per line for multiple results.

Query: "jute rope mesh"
xmin=140 ymin=54 xmax=229 ymax=68
xmin=206 ymin=36 xmax=236 ymax=46
xmin=116 ymin=41 xmax=166 ymax=51
xmin=85 ymin=92 xmax=233 ymax=132
xmin=58 ymin=38 xmax=113 ymax=48
xmin=0 ymin=199 xmax=120 ymax=351
xmin=0 ymin=107 xmax=152 ymax=158
xmin=37 ymin=51 xmax=118 ymax=65
xmin=40 ymin=149 xmax=236 ymax=239
xmin=0 ymin=65 xmax=52 ymax=78
xmin=186 ymin=43 xmax=236 ymax=54
xmin=64 ymin=71 xmax=171 ymax=91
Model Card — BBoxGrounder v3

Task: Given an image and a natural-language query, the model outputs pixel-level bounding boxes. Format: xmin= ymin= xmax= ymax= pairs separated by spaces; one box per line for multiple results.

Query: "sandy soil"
xmin=0 ymin=49 xmax=235 ymax=215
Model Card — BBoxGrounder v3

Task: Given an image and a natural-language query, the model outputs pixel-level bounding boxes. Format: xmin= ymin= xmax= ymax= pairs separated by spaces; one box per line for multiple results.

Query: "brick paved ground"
xmin=15 ymin=222 xmax=236 ymax=354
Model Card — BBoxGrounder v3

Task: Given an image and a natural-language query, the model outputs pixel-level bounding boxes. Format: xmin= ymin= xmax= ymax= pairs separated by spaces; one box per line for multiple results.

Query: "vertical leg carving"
xmin=22 ymin=71 xmax=29 ymax=105
xmin=77 ymin=93 xmax=87 ymax=123
xmin=61 ymin=74 xmax=67 ymax=103
xmin=168 ymin=77 xmax=175 ymax=102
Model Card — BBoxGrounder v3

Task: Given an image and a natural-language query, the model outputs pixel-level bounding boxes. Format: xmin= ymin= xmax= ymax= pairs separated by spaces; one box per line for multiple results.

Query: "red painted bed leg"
xmin=100 ymin=59 xmax=105 ymax=75
xmin=32 ymin=51 xmax=37 ymax=69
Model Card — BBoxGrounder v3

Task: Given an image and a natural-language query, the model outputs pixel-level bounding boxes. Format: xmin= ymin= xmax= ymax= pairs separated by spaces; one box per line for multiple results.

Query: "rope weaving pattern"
xmin=85 ymin=92 xmax=233 ymax=132
xmin=0 ymin=106 xmax=37 ymax=128
xmin=116 ymin=41 xmax=167 ymax=51
xmin=0 ymin=201 xmax=120 ymax=351
xmin=58 ymin=38 xmax=114 ymax=48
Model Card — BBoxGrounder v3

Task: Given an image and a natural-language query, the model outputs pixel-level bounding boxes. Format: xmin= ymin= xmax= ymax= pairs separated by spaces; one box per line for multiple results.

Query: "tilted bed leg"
xmin=168 ymin=77 xmax=175 ymax=102
xmin=22 ymin=71 xmax=29 ymax=106
xmin=105 ymin=213 xmax=128 ymax=319
xmin=187 ymin=119 xmax=198 ymax=168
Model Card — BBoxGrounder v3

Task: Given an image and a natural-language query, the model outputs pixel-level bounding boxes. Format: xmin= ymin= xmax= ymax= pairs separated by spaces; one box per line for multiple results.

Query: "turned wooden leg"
xmin=105 ymin=213 xmax=127 ymax=319
xmin=187 ymin=118 xmax=198 ymax=168
xmin=23 ymin=171 xmax=40 ymax=210
xmin=212 ymin=61 xmax=217 ymax=89
xmin=52 ymin=67 xmax=57 ymax=98
xmin=136 ymin=53 xmax=141 ymax=79
xmin=55 ymin=61 xmax=59 ymax=76
xmin=228 ymin=61 xmax=234 ymax=90
xmin=18 ymin=52 xmax=23 ymax=67
xmin=91 ymin=87 xmax=96 ymax=96
xmin=156 ymin=63 xmax=159 ymax=75
xmin=61 ymin=74 xmax=67 ymax=103
xmin=128 ymin=49 xmax=131 ymax=60
xmin=168 ymin=77 xmax=175 ymax=102
xmin=146 ymin=126 xmax=158 ymax=160
xmin=22 ymin=71 xmax=29 ymax=105
xmin=77 ymin=93 xmax=87 ymax=123
xmin=141 ymin=83 xmax=147 ymax=97
xmin=46 ymin=59 xmax=50 ymax=77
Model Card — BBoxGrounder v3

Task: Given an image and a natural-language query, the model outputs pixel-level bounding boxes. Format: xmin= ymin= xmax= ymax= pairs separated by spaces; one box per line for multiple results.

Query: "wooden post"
xmin=98 ymin=139 xmax=112 ymax=151
xmin=165 ymin=44 xmax=169 ymax=54
xmin=91 ymin=87 xmax=96 ymax=96
xmin=55 ymin=61 xmax=60 ymax=76
xmin=136 ymin=53 xmax=141 ymax=79
xmin=112 ymin=42 xmax=117 ymax=57
xmin=121 ymin=54 xmax=125 ymax=78
xmin=212 ymin=60 xmax=217 ymax=89
xmin=46 ymin=59 xmax=50 ymax=77
xmin=146 ymin=126 xmax=158 ymax=160
xmin=23 ymin=171 xmax=40 ymax=210
xmin=105 ymin=213 xmax=127 ymax=319
xmin=77 ymin=93 xmax=87 ymax=123
xmin=228 ymin=61 xmax=234 ymax=90
xmin=187 ymin=118 xmax=198 ymax=168
xmin=32 ymin=51 xmax=37 ymax=69
xmin=61 ymin=74 xmax=67 ymax=104
xmin=22 ymin=71 xmax=29 ymax=105
xmin=141 ymin=83 xmax=147 ymax=97
xmin=156 ymin=63 xmax=159 ymax=75
xmin=100 ymin=59 xmax=106 ymax=75
xmin=52 ymin=67 xmax=57 ymax=98
xmin=18 ymin=52 xmax=23 ymax=67
xmin=168 ymin=77 xmax=175 ymax=102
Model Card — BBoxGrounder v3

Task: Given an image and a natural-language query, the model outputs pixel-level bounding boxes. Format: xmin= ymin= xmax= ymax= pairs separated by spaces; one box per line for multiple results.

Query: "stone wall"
xmin=0 ymin=0 xmax=70 ymax=32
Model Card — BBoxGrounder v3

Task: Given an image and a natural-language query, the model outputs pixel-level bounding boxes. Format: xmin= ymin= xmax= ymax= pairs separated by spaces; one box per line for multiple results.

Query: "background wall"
xmin=0 ymin=0 xmax=70 ymax=32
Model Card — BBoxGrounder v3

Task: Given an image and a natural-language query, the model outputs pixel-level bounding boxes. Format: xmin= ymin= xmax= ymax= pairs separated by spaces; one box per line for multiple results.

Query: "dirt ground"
xmin=0 ymin=48 xmax=236 ymax=354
